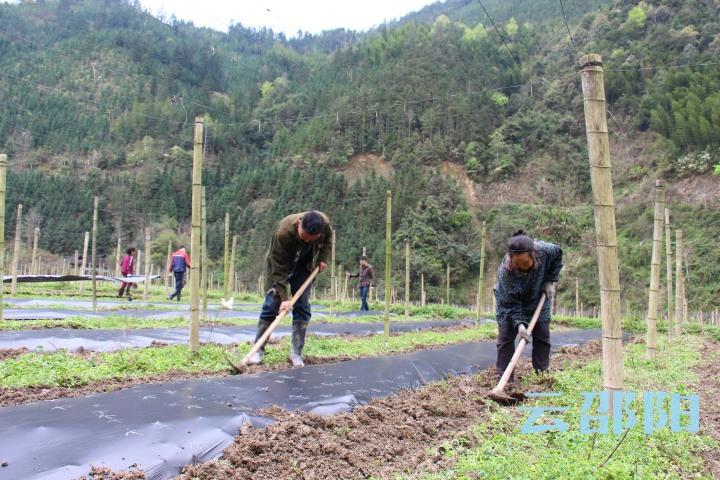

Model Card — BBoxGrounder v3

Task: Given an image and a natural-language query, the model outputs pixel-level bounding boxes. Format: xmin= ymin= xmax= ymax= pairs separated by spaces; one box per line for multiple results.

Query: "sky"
xmin=138 ymin=0 xmax=439 ymax=36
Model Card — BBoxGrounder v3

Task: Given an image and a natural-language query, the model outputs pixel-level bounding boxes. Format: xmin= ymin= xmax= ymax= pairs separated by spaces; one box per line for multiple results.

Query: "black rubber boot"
xmin=289 ymin=321 xmax=308 ymax=367
xmin=118 ymin=286 xmax=125 ymax=298
xmin=247 ymin=320 xmax=273 ymax=365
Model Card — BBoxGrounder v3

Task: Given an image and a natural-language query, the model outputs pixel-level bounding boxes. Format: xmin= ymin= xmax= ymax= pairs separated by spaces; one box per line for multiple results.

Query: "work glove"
xmin=517 ymin=323 xmax=532 ymax=343
xmin=542 ymin=282 xmax=556 ymax=299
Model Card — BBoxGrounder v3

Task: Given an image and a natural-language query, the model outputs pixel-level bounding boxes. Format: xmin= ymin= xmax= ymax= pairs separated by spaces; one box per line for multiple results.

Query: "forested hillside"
xmin=0 ymin=0 xmax=718 ymax=310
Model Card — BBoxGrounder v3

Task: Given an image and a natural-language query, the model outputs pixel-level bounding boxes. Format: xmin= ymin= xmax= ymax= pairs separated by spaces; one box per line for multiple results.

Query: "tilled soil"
xmin=174 ymin=340 xmax=603 ymax=480
xmin=694 ymin=339 xmax=720 ymax=478
xmin=0 ymin=348 xmax=28 ymax=361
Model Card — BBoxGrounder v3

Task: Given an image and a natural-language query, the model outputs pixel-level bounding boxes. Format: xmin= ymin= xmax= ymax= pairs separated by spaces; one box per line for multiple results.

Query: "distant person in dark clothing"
xmin=168 ymin=246 xmax=191 ymax=302
xmin=349 ymin=256 xmax=375 ymax=311
xmin=118 ymin=247 xmax=137 ymax=301
xmin=493 ymin=230 xmax=563 ymax=381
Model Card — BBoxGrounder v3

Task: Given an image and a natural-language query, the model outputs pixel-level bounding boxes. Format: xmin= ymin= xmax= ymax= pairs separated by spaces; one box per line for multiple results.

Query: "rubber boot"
xmin=247 ymin=320 xmax=272 ymax=365
xmin=289 ymin=322 xmax=308 ymax=367
xmin=118 ymin=286 xmax=125 ymax=298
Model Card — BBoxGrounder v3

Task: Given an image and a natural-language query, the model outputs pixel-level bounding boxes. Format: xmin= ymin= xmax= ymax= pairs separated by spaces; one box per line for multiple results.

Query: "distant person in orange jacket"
xmin=118 ymin=247 xmax=137 ymax=301
xmin=167 ymin=246 xmax=191 ymax=302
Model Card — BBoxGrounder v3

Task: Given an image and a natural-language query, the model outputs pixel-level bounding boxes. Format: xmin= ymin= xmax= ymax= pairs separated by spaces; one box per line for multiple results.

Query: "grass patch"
xmin=316 ymin=300 xmax=477 ymax=319
xmin=0 ymin=315 xmax=257 ymax=331
xmin=9 ymin=283 xmax=264 ymax=304
xmin=0 ymin=324 xmax=497 ymax=388
xmin=417 ymin=335 xmax=717 ymax=480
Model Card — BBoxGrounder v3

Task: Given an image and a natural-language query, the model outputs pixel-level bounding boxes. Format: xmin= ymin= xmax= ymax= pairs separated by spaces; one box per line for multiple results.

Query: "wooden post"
xmin=30 ymin=227 xmax=40 ymax=274
xmin=10 ymin=203 xmax=22 ymax=296
xmin=143 ymin=227 xmax=151 ymax=300
xmin=341 ymin=265 xmax=348 ymax=301
xmin=646 ymin=180 xmax=665 ymax=357
xmin=404 ymin=239 xmax=410 ymax=320
xmin=228 ymin=234 xmax=238 ymax=296
xmin=446 ymin=263 xmax=450 ymax=305
xmin=384 ymin=190 xmax=392 ymax=338
xmin=201 ymin=186 xmax=209 ymax=321
xmin=580 ymin=54 xmax=624 ymax=393
xmin=477 ymin=220 xmax=486 ymax=321
xmin=331 ymin=229 xmax=337 ymax=301
xmin=664 ymin=208 xmax=673 ymax=340
xmin=114 ymin=236 xmax=121 ymax=278
xmin=575 ymin=277 xmax=580 ymax=316
xmin=79 ymin=231 xmax=89 ymax=293
xmin=163 ymin=241 xmax=171 ymax=292
xmin=674 ymin=229 xmax=683 ymax=337
xmin=73 ymin=250 xmax=79 ymax=276
xmin=223 ymin=212 xmax=230 ymax=300
xmin=189 ymin=117 xmax=203 ymax=353
xmin=91 ymin=196 xmax=99 ymax=312
xmin=420 ymin=272 xmax=426 ymax=307
xmin=0 ymin=154 xmax=6 ymax=321
xmin=338 ymin=264 xmax=344 ymax=301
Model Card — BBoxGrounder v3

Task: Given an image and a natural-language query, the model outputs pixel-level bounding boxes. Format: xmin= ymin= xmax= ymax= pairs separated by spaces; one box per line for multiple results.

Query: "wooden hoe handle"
xmin=240 ymin=267 xmax=320 ymax=366
xmin=491 ymin=293 xmax=547 ymax=395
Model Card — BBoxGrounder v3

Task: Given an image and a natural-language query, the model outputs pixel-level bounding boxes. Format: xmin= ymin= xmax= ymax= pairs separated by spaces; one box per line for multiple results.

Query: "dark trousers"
xmin=359 ymin=286 xmax=369 ymax=311
xmin=119 ymin=275 xmax=136 ymax=297
xmin=496 ymin=321 xmax=551 ymax=380
xmin=169 ymin=271 xmax=185 ymax=301
xmin=260 ymin=269 xmax=312 ymax=327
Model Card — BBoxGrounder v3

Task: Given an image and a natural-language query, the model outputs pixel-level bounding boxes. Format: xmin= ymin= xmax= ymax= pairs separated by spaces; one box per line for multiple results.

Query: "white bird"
xmin=220 ymin=297 xmax=234 ymax=310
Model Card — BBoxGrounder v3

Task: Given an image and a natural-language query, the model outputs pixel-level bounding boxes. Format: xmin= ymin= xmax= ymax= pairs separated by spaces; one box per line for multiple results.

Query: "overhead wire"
xmin=477 ymin=0 xmax=523 ymax=70
xmin=558 ymin=0 xmax=580 ymax=65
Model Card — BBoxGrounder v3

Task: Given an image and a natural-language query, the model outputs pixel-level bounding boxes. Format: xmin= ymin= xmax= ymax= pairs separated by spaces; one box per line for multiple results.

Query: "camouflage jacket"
xmin=493 ymin=240 xmax=563 ymax=328
xmin=264 ymin=212 xmax=332 ymax=301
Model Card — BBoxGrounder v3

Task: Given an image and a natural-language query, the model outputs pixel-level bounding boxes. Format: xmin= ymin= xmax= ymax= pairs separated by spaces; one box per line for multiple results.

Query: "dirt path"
xmin=694 ymin=339 xmax=720 ymax=478
xmin=174 ymin=340 xmax=603 ymax=480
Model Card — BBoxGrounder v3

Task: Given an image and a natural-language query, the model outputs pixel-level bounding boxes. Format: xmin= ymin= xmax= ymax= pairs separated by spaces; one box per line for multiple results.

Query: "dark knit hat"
xmin=507 ymin=229 xmax=535 ymax=253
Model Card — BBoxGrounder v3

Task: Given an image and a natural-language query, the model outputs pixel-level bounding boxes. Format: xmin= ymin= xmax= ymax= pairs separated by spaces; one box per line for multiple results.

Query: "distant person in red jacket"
xmin=118 ymin=247 xmax=137 ymax=301
xmin=168 ymin=246 xmax=191 ymax=302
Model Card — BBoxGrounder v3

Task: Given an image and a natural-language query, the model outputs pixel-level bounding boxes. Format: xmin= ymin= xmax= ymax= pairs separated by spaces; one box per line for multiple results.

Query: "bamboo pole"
xmin=674 ymin=230 xmax=683 ymax=337
xmin=477 ymin=220 xmax=486 ymax=321
xmin=646 ymin=180 xmax=664 ymax=358
xmin=114 ymin=236 xmax=121 ymax=278
xmin=446 ymin=263 xmax=450 ymax=305
xmin=664 ymin=208 xmax=673 ymax=340
xmin=384 ymin=190 xmax=392 ymax=338
xmin=91 ymin=196 xmax=98 ymax=312
xmin=10 ymin=204 xmax=22 ymax=296
xmin=143 ymin=227 xmax=151 ymax=300
xmin=223 ymin=212 xmax=230 ymax=300
xmin=575 ymin=277 xmax=580 ymax=316
xmin=79 ymin=231 xmax=89 ymax=293
xmin=404 ymin=240 xmax=410 ymax=320
xmin=189 ymin=117 xmax=203 ymax=353
xmin=30 ymin=227 xmax=39 ymax=274
xmin=163 ymin=240 xmax=171 ymax=293
xmin=228 ymin=234 xmax=238 ymax=297
xmin=580 ymin=54 xmax=624 ymax=393
xmin=201 ymin=186 xmax=209 ymax=321
xmin=0 ymin=154 xmax=6 ymax=321
xmin=331 ymin=229 xmax=336 ymax=301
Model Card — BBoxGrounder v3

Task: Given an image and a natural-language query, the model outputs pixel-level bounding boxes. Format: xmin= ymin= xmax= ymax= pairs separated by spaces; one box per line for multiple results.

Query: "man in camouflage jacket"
xmin=248 ymin=210 xmax=331 ymax=367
